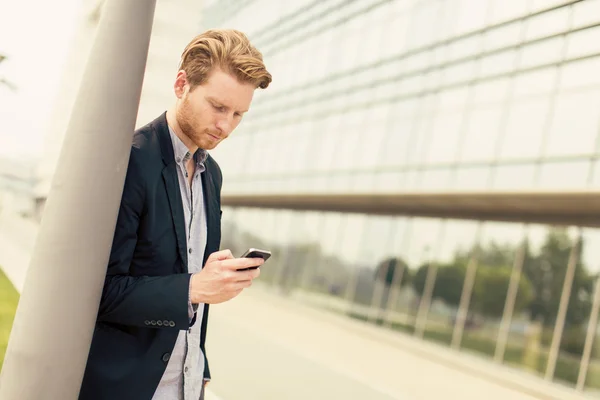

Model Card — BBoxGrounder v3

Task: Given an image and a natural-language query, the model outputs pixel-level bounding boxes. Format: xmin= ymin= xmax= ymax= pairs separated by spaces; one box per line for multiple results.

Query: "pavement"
xmin=204 ymin=284 xmax=592 ymax=400
xmin=0 ymin=210 xmax=594 ymax=400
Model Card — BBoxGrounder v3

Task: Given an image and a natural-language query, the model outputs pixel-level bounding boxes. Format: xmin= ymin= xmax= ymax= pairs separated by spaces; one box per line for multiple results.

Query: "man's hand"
xmin=190 ymin=249 xmax=263 ymax=304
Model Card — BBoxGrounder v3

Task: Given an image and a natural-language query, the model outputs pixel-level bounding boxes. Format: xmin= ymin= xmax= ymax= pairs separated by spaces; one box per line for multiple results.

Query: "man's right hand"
xmin=189 ymin=249 xmax=263 ymax=304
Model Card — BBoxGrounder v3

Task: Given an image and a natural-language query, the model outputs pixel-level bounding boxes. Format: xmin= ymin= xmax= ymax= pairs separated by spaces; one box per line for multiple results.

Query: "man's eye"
xmin=214 ymin=105 xmax=226 ymax=112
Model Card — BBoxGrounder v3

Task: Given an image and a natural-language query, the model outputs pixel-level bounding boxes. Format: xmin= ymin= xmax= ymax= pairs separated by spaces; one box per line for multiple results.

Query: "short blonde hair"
xmin=179 ymin=29 xmax=272 ymax=90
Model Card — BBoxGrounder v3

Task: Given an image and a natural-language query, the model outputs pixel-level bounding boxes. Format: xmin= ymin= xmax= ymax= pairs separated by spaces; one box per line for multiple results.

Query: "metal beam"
xmin=221 ymin=191 xmax=600 ymax=227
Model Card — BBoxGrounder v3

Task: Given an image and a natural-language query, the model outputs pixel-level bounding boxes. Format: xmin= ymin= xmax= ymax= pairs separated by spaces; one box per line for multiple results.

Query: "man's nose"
xmin=215 ymin=116 xmax=232 ymax=134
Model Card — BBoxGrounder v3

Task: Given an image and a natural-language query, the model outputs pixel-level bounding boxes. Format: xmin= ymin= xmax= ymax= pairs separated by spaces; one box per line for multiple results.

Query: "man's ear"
xmin=174 ymin=70 xmax=188 ymax=98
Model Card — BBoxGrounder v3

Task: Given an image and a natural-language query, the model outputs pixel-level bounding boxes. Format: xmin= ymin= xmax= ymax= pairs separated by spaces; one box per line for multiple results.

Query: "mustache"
xmin=205 ymin=130 xmax=222 ymax=138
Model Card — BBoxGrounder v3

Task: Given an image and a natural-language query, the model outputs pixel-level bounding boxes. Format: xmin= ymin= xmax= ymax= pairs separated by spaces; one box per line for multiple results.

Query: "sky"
xmin=0 ymin=0 xmax=84 ymax=160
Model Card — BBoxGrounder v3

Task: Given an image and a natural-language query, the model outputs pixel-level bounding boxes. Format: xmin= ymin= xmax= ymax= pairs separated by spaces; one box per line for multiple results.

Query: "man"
xmin=79 ymin=29 xmax=272 ymax=400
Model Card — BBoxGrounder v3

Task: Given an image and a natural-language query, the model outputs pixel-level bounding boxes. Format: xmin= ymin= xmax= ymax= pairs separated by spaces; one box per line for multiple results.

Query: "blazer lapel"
xmin=162 ymin=164 xmax=188 ymax=271
xmin=201 ymin=168 xmax=220 ymax=264
xmin=155 ymin=111 xmax=188 ymax=271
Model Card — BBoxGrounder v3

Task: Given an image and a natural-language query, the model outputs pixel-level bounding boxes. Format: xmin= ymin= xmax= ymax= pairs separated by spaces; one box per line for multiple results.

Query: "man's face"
xmin=175 ymin=68 xmax=255 ymax=150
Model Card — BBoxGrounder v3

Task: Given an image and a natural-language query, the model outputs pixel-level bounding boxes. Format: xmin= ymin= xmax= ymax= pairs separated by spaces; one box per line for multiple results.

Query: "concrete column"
xmin=0 ymin=1 xmax=156 ymax=399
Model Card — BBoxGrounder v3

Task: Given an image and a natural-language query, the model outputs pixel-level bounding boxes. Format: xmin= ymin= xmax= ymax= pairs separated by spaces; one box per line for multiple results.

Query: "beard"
xmin=176 ymin=97 xmax=220 ymax=150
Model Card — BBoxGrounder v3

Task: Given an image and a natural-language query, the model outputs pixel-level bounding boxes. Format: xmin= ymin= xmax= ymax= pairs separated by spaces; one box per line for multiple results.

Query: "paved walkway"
xmin=0 ymin=210 xmax=593 ymax=399
xmin=205 ymin=283 xmax=590 ymax=400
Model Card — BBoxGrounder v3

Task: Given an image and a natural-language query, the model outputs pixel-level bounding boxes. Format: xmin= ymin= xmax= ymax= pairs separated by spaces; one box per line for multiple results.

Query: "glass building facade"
xmin=200 ymin=0 xmax=600 ymax=394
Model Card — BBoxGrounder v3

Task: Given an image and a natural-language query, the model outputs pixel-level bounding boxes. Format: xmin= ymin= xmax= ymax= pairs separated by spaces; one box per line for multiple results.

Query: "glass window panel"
xmin=453 ymin=0 xmax=491 ymax=35
xmin=483 ymin=21 xmax=522 ymax=52
xmin=381 ymin=119 xmax=414 ymax=168
xmin=338 ymin=214 xmax=368 ymax=264
xmin=499 ymin=98 xmax=550 ymax=160
xmin=332 ymin=112 xmax=363 ymax=171
xmin=520 ymin=37 xmax=564 ymax=70
xmin=454 ymin=166 xmax=490 ymax=191
xmin=566 ymin=26 xmax=600 ymax=60
xmin=546 ymin=89 xmax=600 ymax=157
xmin=581 ymin=227 xmax=600 ymax=273
xmin=403 ymin=51 xmax=432 ymax=75
xmin=425 ymin=113 xmax=463 ymax=164
xmin=438 ymin=219 xmax=481 ymax=263
xmin=407 ymin=1 xmax=440 ymax=49
xmin=472 ymin=77 xmax=510 ymax=106
xmin=513 ymin=68 xmax=557 ymax=98
xmin=406 ymin=96 xmax=439 ymax=165
xmin=433 ymin=44 xmax=450 ymax=67
xmin=314 ymin=114 xmax=342 ymax=171
xmin=492 ymin=164 xmax=536 ymax=190
xmin=424 ymin=69 xmax=444 ymax=93
xmin=572 ymin=0 xmax=600 ymax=30
xmin=461 ymin=106 xmax=503 ymax=162
xmin=360 ymin=215 xmax=397 ymax=266
xmin=405 ymin=218 xmax=445 ymax=267
xmin=381 ymin=100 xmax=419 ymax=167
xmin=525 ymin=7 xmax=570 ymax=42
xmin=560 ymin=57 xmax=600 ymax=90
xmin=372 ymin=171 xmax=405 ymax=192
xmin=443 ymin=61 xmax=476 ymax=86
xmin=357 ymin=105 xmax=391 ymax=168
xmin=480 ymin=49 xmax=516 ymax=79
xmin=352 ymin=172 xmax=378 ymax=193
xmin=438 ymin=87 xmax=469 ymax=111
xmin=448 ymin=35 xmax=481 ymax=64
xmin=537 ymin=160 xmax=590 ymax=189
xmin=398 ymin=75 xmax=425 ymax=98
xmin=417 ymin=169 xmax=454 ymax=192
xmin=361 ymin=9 xmax=387 ymax=65
xmin=489 ymin=0 xmax=529 ymax=24
xmin=381 ymin=11 xmax=410 ymax=59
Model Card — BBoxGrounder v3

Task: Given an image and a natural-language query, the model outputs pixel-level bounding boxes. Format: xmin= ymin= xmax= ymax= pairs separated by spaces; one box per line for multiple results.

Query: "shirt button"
xmin=189 ymin=248 xmax=193 ymax=254
xmin=184 ymin=367 xmax=189 ymax=373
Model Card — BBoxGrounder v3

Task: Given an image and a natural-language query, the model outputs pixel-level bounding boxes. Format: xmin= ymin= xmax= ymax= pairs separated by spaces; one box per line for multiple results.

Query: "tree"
xmin=411 ymin=262 xmax=466 ymax=308
xmin=523 ymin=228 xmax=594 ymax=327
xmin=435 ymin=263 xmax=467 ymax=308
xmin=471 ymin=265 xmax=534 ymax=318
xmin=374 ymin=257 xmax=410 ymax=287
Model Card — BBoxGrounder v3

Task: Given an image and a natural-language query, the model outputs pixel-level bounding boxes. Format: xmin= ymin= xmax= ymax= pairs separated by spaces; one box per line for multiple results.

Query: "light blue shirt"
xmin=153 ymin=126 xmax=208 ymax=400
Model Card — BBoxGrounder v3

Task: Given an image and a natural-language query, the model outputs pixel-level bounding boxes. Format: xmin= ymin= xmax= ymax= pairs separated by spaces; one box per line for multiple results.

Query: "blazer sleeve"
xmin=96 ymin=147 xmax=191 ymax=330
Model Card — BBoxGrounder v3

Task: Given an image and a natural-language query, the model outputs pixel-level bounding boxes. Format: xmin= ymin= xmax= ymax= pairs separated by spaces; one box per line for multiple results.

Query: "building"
xmin=201 ymin=0 xmax=600 ymax=394
xmin=32 ymin=0 xmax=600 ymax=395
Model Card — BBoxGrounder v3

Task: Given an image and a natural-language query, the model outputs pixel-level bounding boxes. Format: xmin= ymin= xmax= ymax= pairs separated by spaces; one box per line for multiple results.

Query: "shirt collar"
xmin=167 ymin=125 xmax=208 ymax=170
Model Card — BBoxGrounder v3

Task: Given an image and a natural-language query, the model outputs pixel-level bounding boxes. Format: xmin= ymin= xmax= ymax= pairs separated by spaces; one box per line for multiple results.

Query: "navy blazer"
xmin=79 ymin=112 xmax=222 ymax=400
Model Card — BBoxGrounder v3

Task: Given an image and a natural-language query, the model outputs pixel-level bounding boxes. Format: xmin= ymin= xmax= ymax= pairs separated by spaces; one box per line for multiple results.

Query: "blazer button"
xmin=144 ymin=320 xmax=150 ymax=326
xmin=169 ymin=321 xmax=176 ymax=327
xmin=162 ymin=353 xmax=170 ymax=363
xmin=157 ymin=320 xmax=163 ymax=326
xmin=163 ymin=320 xmax=170 ymax=327
xmin=151 ymin=320 xmax=157 ymax=326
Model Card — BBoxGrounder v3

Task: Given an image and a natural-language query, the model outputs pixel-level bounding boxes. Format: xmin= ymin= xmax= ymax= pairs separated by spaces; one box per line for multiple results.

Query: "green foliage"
xmin=471 ymin=265 xmax=534 ymax=318
xmin=523 ymin=228 xmax=593 ymax=328
xmin=373 ymin=257 xmax=410 ymax=287
xmin=0 ymin=268 xmax=19 ymax=371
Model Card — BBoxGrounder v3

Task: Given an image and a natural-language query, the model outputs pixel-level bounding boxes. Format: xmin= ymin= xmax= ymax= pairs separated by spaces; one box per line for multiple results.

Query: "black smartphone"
xmin=238 ymin=248 xmax=271 ymax=271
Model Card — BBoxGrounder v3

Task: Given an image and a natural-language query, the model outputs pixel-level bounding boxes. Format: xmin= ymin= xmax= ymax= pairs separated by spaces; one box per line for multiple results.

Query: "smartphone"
xmin=238 ymin=248 xmax=271 ymax=271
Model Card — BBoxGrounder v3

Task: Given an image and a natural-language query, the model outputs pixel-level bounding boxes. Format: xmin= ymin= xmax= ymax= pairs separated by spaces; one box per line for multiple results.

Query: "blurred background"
xmin=2 ymin=0 xmax=600 ymax=399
